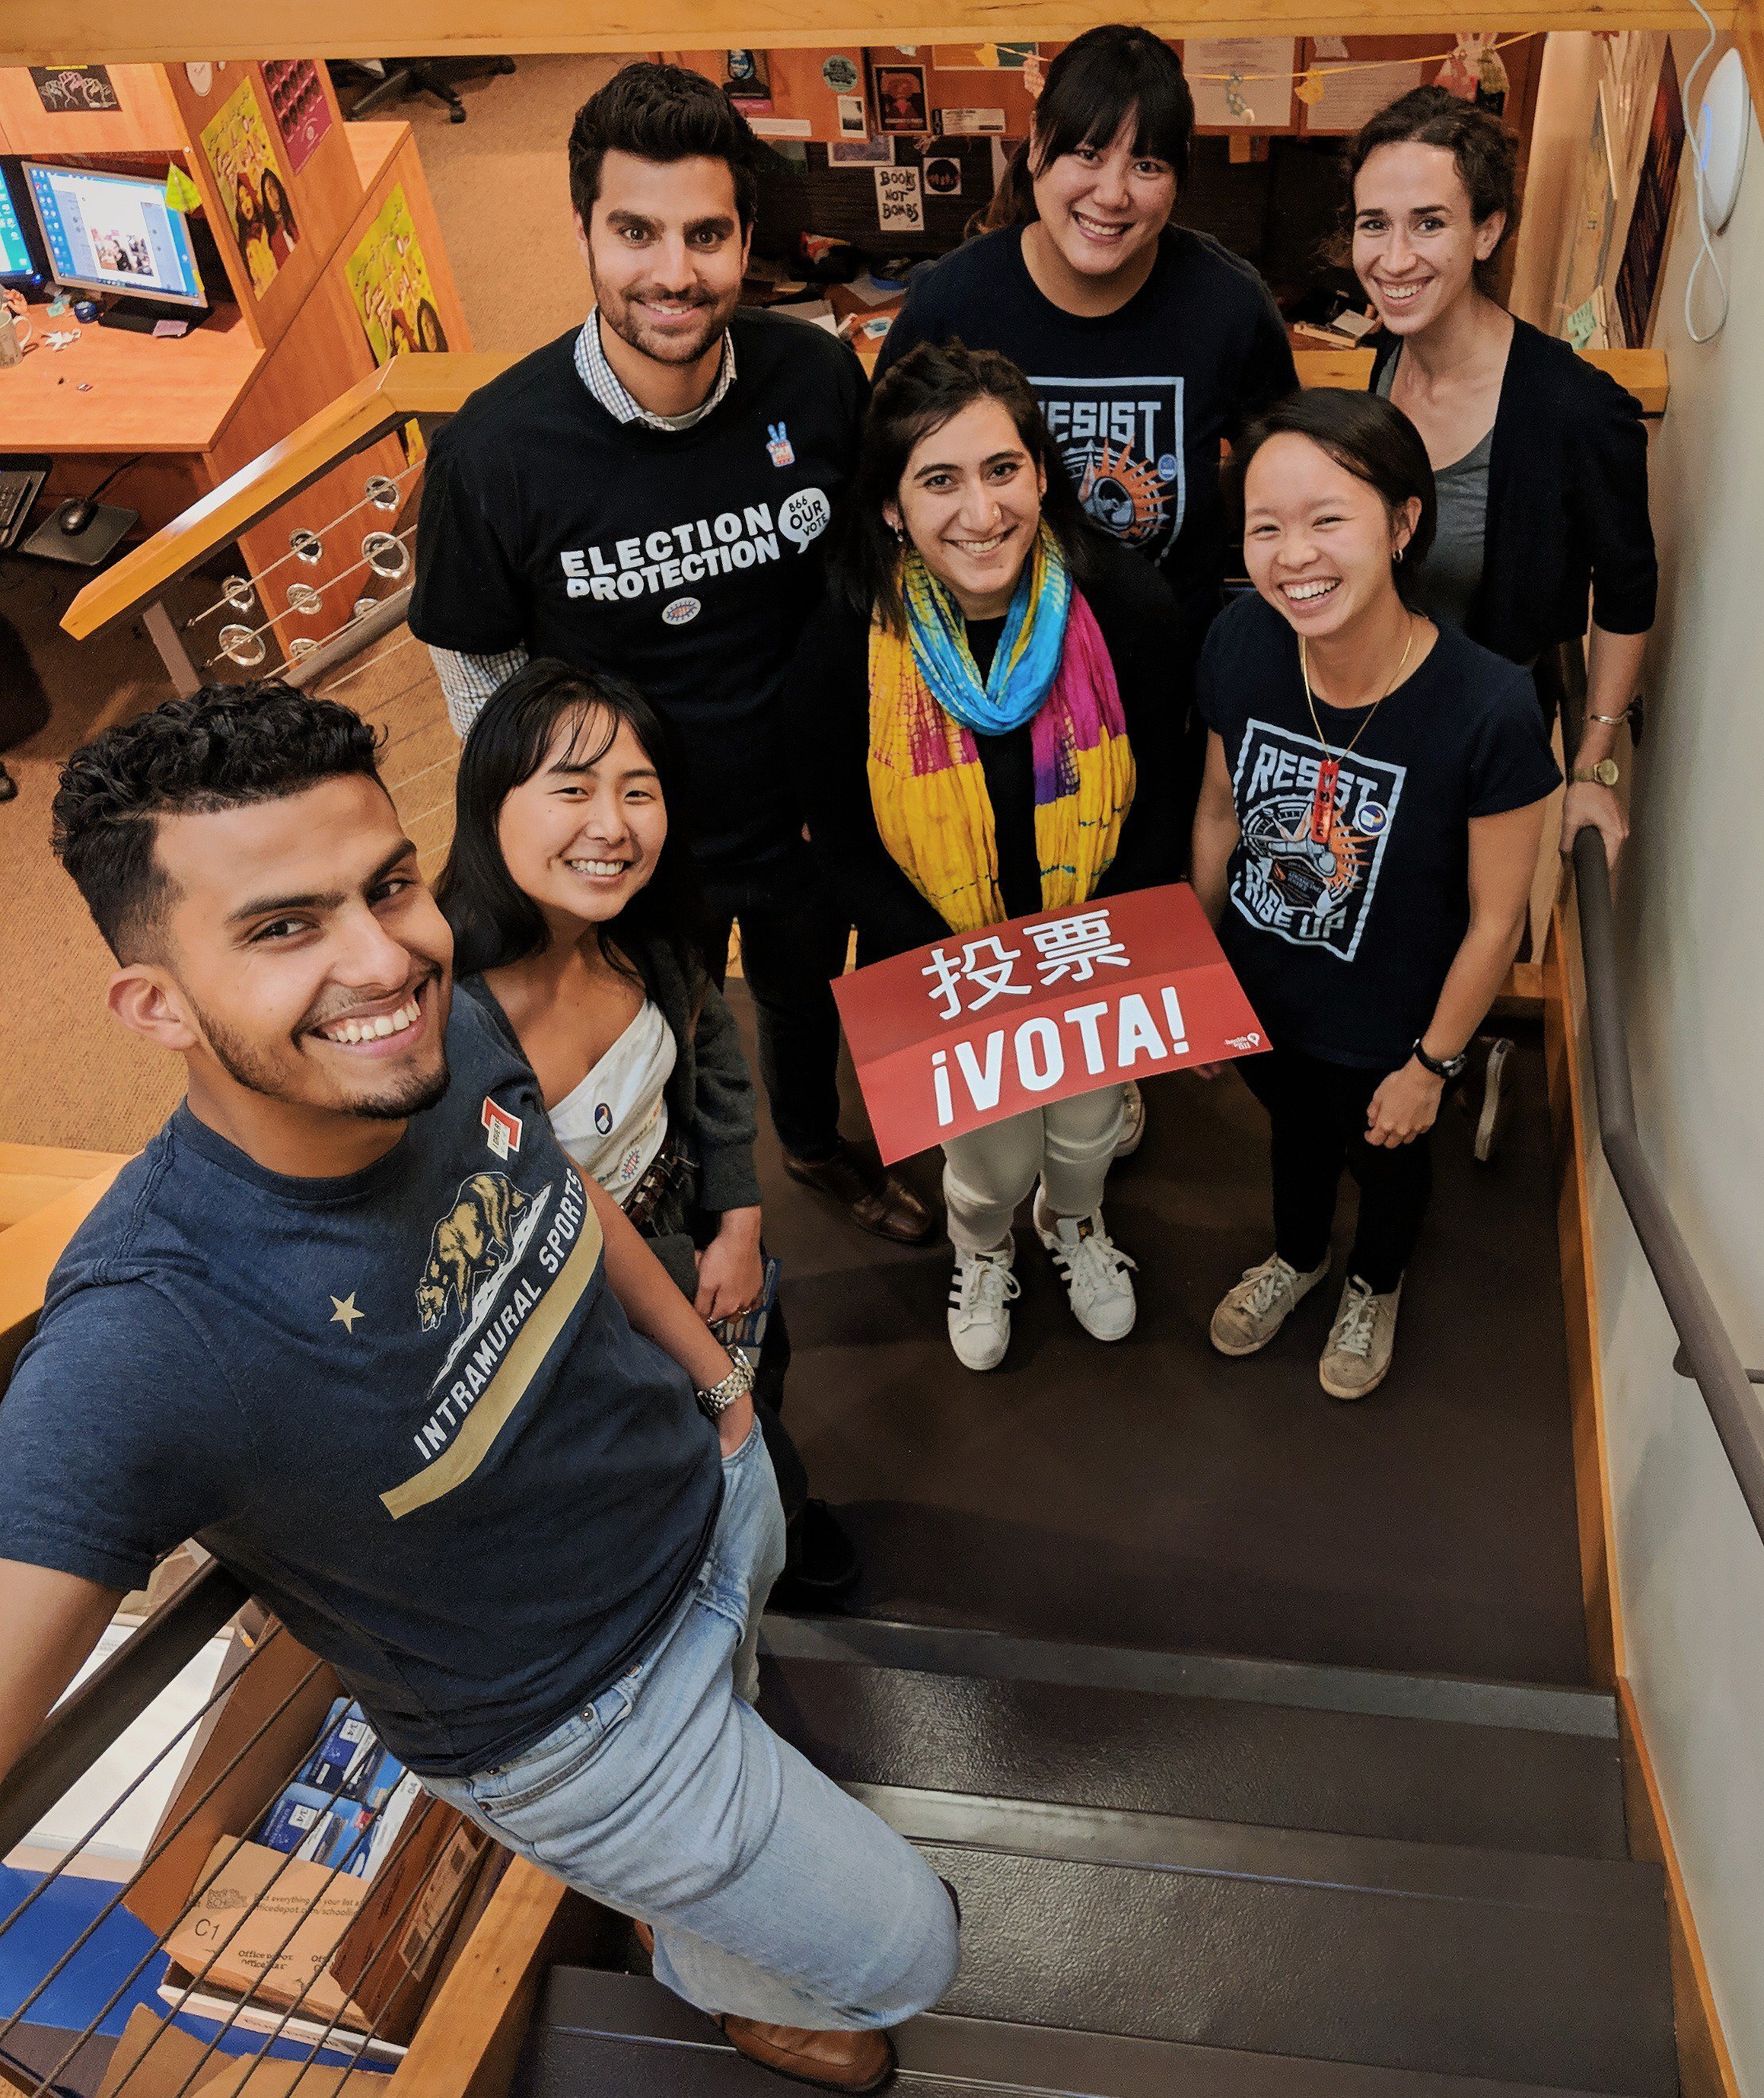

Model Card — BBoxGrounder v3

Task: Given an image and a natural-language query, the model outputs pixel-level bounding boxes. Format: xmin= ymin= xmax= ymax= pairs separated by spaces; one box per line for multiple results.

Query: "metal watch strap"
xmin=696 ymin=1351 xmax=754 ymax=1420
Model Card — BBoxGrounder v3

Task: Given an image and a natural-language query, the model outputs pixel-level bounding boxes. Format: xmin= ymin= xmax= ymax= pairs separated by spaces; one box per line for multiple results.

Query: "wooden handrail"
xmin=61 ymin=353 xmax=513 ymax=642
xmin=60 ymin=344 xmax=1668 ymax=649
xmin=0 ymin=2 xmax=1745 ymax=67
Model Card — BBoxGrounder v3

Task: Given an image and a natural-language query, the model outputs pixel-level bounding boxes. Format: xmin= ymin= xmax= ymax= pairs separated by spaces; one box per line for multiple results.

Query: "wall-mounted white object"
xmin=1696 ymin=48 xmax=1748 ymax=234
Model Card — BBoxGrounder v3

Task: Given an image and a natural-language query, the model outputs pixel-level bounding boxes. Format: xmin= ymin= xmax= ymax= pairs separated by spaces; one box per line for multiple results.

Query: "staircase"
xmin=513 ymin=1616 xmax=1676 ymax=2097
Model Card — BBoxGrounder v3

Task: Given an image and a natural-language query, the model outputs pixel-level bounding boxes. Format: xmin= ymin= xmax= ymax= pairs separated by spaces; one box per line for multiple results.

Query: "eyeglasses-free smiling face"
xmin=125 ymin=772 xmax=453 ymax=1125
xmin=577 ymin=148 xmax=749 ymax=369
xmin=495 ymin=708 xmax=667 ymax=937
xmin=1352 ymin=140 xmax=1505 ymax=336
xmin=1242 ymin=431 xmax=1419 ymax=642
xmin=885 ymin=397 xmax=1049 ymax=622
xmin=1028 ymin=115 xmax=1177 ymax=285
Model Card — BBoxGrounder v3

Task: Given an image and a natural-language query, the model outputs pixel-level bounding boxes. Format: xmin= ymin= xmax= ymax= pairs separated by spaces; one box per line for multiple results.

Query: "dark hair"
xmin=1344 ymin=86 xmax=1520 ymax=292
xmin=1227 ymin=389 xmax=1438 ymax=591
xmin=52 ymin=682 xmax=384 ymax=960
xmin=982 ymin=26 xmax=1193 ymax=233
xmin=435 ymin=659 xmax=704 ymax=986
xmin=833 ymin=339 xmax=1106 ymax=634
xmin=261 ymin=170 xmax=295 ymax=237
xmin=568 ymin=61 xmax=759 ymax=235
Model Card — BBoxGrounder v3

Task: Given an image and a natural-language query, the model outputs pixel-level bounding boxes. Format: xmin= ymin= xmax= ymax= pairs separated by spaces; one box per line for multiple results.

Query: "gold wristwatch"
xmin=1571 ymin=758 xmax=1621 ymax=787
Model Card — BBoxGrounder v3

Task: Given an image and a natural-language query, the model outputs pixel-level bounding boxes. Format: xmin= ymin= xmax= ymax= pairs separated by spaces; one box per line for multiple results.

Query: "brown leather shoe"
xmin=720 ymin=2015 xmax=897 ymax=2092
xmin=632 ymin=1918 xmax=654 ymax=1958
xmin=783 ymin=1141 xmax=934 ymax=1244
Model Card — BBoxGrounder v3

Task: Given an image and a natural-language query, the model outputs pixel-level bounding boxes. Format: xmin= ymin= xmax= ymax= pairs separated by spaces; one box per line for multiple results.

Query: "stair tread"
xmin=523 ymin=1969 xmax=1650 ymax=2098
xmin=759 ymin=1649 xmax=1629 ymax=1859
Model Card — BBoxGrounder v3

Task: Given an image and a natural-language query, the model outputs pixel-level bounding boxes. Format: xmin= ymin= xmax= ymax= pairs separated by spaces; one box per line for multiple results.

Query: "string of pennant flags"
xmin=1176 ymin=29 xmax=1532 ymax=87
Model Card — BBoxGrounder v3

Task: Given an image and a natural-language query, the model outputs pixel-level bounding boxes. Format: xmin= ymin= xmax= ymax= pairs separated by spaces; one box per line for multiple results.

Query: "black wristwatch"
xmin=1411 ymin=1038 xmax=1469 ymax=1081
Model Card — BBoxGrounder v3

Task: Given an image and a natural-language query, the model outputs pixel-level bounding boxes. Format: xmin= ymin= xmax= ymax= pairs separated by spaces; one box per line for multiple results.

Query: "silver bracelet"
xmin=1586 ymin=708 xmax=1631 ymax=727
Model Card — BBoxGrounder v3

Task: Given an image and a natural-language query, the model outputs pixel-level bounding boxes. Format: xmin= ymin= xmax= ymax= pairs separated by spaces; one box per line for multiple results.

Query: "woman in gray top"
xmin=1347 ymin=87 xmax=1656 ymax=872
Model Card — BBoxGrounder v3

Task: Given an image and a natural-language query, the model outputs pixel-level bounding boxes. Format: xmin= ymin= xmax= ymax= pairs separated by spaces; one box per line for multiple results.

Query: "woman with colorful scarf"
xmin=786 ymin=342 xmax=1184 ymax=1371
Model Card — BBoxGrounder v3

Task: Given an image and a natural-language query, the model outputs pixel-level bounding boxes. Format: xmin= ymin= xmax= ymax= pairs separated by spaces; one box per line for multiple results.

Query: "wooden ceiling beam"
xmin=1 ymin=0 xmax=1739 ymax=68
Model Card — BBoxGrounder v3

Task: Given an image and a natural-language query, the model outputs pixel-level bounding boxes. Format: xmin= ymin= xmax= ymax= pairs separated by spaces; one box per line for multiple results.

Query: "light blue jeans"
xmin=424 ymin=1422 xmax=961 ymax=2030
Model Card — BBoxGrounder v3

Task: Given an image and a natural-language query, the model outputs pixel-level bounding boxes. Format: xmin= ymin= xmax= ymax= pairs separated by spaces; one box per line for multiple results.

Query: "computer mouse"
xmin=56 ymin=497 xmax=97 ymax=536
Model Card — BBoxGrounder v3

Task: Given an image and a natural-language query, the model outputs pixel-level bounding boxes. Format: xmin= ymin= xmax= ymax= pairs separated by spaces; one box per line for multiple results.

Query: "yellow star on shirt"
xmin=330 ymin=1293 xmax=365 ymax=1333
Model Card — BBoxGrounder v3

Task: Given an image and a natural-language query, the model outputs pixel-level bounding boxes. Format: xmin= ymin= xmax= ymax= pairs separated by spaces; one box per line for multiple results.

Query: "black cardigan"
xmin=1369 ymin=317 xmax=1657 ymax=664
xmin=784 ymin=536 xmax=1187 ymax=963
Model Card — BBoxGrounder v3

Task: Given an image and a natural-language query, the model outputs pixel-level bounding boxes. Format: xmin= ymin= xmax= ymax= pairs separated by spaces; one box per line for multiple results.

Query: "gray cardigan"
xmin=459 ymin=935 xmax=762 ymax=1215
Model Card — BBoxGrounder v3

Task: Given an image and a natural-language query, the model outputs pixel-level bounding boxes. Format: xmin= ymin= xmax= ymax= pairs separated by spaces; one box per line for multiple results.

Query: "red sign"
xmin=832 ymin=884 xmax=1269 ymax=1164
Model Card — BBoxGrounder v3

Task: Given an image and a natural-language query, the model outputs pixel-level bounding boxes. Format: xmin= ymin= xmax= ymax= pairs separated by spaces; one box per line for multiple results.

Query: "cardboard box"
xmin=162 ymin=1840 xmax=368 ymax=2029
xmin=96 ymin=2007 xmax=385 ymax=2098
xmin=127 ymin=1627 xmax=507 ymax=2061
xmin=325 ymin=1799 xmax=491 ymax=2044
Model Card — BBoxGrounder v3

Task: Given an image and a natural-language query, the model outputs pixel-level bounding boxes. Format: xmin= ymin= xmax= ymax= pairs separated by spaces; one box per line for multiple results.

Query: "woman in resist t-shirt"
xmin=1191 ymin=391 xmax=1559 ymax=1401
xmin=876 ymin=28 xmax=1296 ymax=640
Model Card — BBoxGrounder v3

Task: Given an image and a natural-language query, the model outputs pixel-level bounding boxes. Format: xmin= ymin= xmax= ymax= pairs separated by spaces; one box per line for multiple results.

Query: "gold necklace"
xmin=1298 ymin=618 xmax=1415 ymax=847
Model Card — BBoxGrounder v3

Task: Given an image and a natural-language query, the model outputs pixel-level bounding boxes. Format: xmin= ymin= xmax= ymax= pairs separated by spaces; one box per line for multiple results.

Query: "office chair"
xmin=333 ymin=57 xmax=517 ymax=125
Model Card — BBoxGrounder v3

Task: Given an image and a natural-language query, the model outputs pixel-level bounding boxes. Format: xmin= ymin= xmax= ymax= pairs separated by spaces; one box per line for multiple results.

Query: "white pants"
xmin=941 ymin=1086 xmax=1126 ymax=1254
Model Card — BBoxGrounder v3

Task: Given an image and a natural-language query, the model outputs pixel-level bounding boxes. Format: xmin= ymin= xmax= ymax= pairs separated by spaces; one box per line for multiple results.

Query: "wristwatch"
xmin=696 ymin=1349 xmax=755 ymax=1421
xmin=1571 ymin=758 xmax=1622 ymax=787
xmin=1411 ymin=1038 xmax=1469 ymax=1081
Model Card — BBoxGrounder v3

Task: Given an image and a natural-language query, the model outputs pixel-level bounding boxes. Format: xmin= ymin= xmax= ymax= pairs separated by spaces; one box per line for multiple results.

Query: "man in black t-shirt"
xmin=411 ymin=64 xmax=930 ymax=1245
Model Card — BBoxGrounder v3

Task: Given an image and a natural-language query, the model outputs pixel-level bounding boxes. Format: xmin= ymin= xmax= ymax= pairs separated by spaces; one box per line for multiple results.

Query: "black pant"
xmin=1239 ymin=1045 xmax=1434 ymax=1297
xmin=701 ymin=841 xmax=852 ymax=1165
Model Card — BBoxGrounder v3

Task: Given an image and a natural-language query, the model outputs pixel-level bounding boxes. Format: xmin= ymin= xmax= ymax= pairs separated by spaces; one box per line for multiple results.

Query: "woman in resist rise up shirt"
xmin=877 ymin=27 xmax=1296 ymax=646
xmin=1190 ymin=391 xmax=1558 ymax=1401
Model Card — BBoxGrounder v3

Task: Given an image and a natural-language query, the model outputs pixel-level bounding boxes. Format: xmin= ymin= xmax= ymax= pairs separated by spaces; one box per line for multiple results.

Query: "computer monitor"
xmin=23 ymin=161 xmax=208 ymax=313
xmin=0 ymin=161 xmax=41 ymax=287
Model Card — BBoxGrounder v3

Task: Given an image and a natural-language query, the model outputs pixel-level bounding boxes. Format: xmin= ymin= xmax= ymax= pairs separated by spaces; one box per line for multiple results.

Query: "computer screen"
xmin=24 ymin=162 xmax=206 ymax=309
xmin=0 ymin=164 xmax=34 ymax=282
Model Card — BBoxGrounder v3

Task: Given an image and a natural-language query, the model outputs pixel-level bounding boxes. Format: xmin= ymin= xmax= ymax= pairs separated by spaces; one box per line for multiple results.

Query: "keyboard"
xmin=0 ymin=458 xmax=52 ymax=551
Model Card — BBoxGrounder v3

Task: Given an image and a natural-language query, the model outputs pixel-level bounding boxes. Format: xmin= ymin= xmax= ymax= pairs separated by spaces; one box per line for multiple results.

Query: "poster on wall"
xmin=1556 ymin=92 xmax=1618 ymax=347
xmin=29 ymin=64 xmax=120 ymax=113
xmin=1304 ymin=57 xmax=1426 ymax=135
xmin=875 ymin=164 xmax=925 ymax=232
xmin=874 ymin=63 xmax=930 ymax=134
xmin=261 ymin=60 xmax=334 ymax=177
xmin=1613 ymin=41 xmax=1684 ymax=349
xmin=346 ymin=183 xmax=447 ymax=361
xmin=201 ymin=76 xmax=298 ymax=296
xmin=722 ymin=50 xmax=771 ymax=115
xmin=1186 ymin=38 xmax=1296 ymax=128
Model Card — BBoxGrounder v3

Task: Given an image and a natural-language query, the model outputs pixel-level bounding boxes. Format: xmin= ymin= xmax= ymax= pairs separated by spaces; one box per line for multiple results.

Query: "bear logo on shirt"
xmin=416 ymin=1172 xmax=530 ymax=1332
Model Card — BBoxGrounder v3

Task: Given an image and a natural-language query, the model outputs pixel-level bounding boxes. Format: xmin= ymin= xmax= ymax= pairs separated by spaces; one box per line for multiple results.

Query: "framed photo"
xmin=873 ymin=62 xmax=930 ymax=135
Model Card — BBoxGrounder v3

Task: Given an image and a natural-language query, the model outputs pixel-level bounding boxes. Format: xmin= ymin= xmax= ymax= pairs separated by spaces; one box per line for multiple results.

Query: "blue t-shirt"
xmin=1196 ymin=594 xmax=1561 ymax=1068
xmin=0 ymin=990 xmax=721 ymax=1778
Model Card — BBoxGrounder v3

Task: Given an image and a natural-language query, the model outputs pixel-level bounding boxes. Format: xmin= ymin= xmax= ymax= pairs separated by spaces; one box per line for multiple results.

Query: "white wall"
xmin=1580 ymin=44 xmax=1764 ymax=2085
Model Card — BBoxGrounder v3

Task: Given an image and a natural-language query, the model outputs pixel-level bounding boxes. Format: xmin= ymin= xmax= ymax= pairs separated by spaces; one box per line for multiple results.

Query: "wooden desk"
xmin=0 ymin=306 xmax=264 ymax=454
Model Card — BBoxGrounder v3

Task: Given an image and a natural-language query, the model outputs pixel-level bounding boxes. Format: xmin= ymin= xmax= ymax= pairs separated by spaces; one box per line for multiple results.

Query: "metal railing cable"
xmin=9 ymin=1685 xmax=423 ymax=2098
xmin=0 ymin=1664 xmax=349 ymax=2083
xmin=0 ymin=1562 xmax=249 ymax=1862
xmin=0 ymin=1623 xmax=283 ymax=1965
xmin=1571 ymin=822 xmax=1764 ymax=1542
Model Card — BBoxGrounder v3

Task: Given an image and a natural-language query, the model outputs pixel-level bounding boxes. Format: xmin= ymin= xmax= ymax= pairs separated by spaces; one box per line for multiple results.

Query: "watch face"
xmin=1595 ymin=758 xmax=1621 ymax=786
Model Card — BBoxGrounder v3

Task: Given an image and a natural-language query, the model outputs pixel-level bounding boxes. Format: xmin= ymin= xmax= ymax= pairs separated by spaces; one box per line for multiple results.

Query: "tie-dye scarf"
xmin=867 ymin=526 xmax=1136 ymax=934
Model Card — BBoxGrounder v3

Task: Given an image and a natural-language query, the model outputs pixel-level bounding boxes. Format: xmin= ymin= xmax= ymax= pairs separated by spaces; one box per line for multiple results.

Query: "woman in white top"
xmin=436 ymin=657 xmax=853 ymax=1601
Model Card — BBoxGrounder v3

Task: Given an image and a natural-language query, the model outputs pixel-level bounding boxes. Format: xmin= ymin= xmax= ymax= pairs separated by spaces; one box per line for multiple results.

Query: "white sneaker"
xmin=1113 ymin=1081 xmax=1145 ymax=1158
xmin=947 ymin=1241 xmax=1020 ymax=1371
xmin=1034 ymin=1194 xmax=1138 ymax=1342
xmin=1210 ymin=1252 xmax=1329 ymax=1357
xmin=1318 ymin=1274 xmax=1403 ymax=1400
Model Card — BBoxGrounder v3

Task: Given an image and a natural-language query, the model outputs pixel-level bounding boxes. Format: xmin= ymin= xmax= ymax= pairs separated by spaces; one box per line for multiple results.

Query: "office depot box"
xmin=123 ymin=1623 xmax=499 ymax=2060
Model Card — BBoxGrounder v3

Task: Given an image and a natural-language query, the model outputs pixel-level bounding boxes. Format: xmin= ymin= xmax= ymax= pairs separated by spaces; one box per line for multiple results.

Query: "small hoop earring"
xmin=1393 ymin=544 xmax=1405 ymax=565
